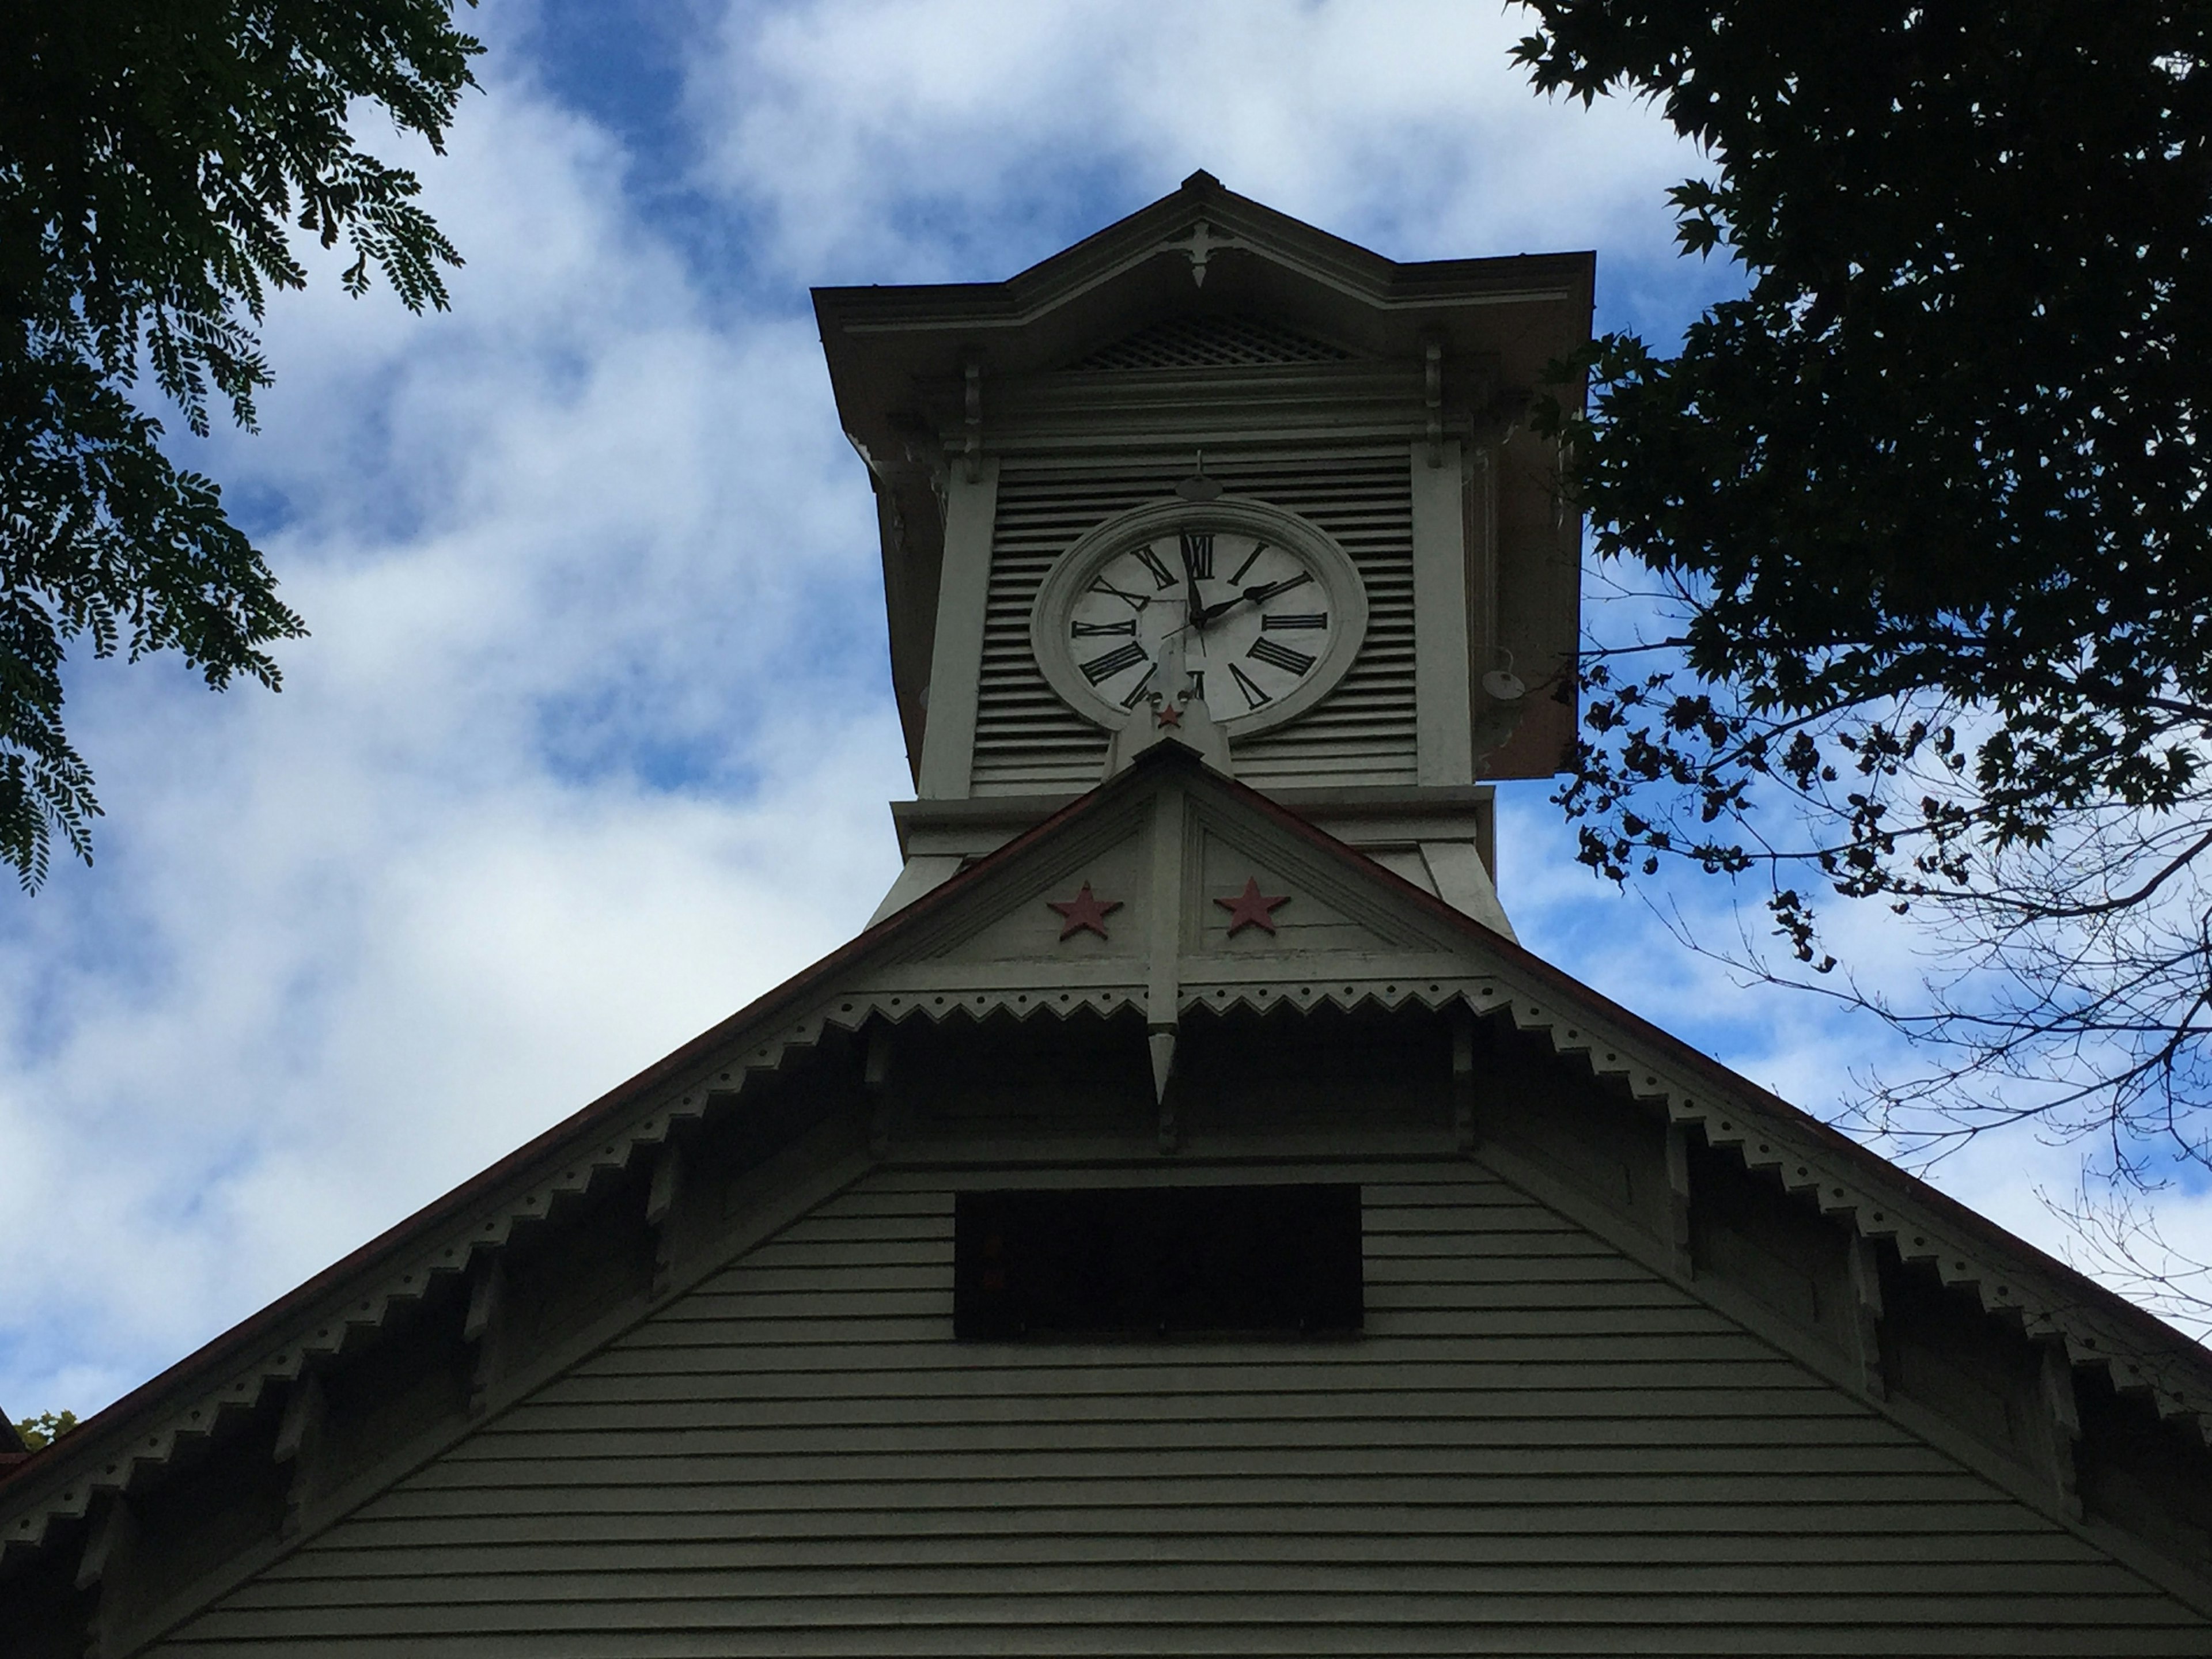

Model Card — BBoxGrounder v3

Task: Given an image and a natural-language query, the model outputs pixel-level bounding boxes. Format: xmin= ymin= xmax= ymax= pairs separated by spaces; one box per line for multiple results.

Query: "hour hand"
xmin=1180 ymin=551 xmax=1208 ymax=632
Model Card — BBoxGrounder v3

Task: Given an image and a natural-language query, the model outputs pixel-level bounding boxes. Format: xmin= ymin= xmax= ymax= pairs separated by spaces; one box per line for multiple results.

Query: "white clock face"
xmin=1031 ymin=498 xmax=1368 ymax=737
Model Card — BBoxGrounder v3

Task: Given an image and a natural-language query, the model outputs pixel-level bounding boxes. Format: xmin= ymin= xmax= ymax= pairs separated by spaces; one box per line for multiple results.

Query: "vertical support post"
xmin=272 ymin=1373 xmax=327 ymax=1539
xmin=1848 ymin=1236 xmax=1887 ymax=1400
xmin=2041 ymin=1345 xmax=2085 ymax=1519
xmin=1147 ymin=783 xmax=1186 ymax=1152
xmin=1411 ymin=439 xmax=1475 ymax=785
xmin=1664 ymin=1123 xmax=1695 ymax=1278
xmin=463 ymin=1256 xmax=505 ymax=1418
xmin=646 ymin=1144 xmax=684 ymax=1300
xmin=914 ymin=457 xmax=1001 ymax=800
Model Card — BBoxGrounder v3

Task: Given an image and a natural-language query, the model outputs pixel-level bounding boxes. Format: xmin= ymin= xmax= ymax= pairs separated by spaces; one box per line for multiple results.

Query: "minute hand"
xmin=1196 ymin=571 xmax=1313 ymax=626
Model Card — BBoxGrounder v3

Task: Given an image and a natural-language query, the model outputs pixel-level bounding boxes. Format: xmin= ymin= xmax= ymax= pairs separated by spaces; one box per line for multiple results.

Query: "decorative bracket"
xmin=1849 ymin=1236 xmax=1887 ymax=1400
xmin=1450 ymin=1005 xmax=1478 ymax=1152
xmin=1423 ymin=334 xmax=1445 ymax=468
xmin=463 ymin=1257 xmax=505 ymax=1418
xmin=74 ymin=1492 xmax=138 ymax=1659
xmin=2043 ymin=1344 xmax=2085 ymax=1519
xmin=961 ymin=351 xmax=982 ymax=484
xmin=1160 ymin=219 xmax=1240 ymax=287
xmin=865 ymin=1024 xmax=896 ymax=1156
xmin=272 ymin=1372 xmax=326 ymax=1537
xmin=646 ymin=1144 xmax=684 ymax=1298
xmin=1664 ymin=1123 xmax=1695 ymax=1279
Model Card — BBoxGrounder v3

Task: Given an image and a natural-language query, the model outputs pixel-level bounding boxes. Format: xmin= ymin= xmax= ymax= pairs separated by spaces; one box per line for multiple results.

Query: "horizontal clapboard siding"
xmin=156 ymin=1164 xmax=2202 ymax=1656
xmin=971 ymin=453 xmax=1418 ymax=794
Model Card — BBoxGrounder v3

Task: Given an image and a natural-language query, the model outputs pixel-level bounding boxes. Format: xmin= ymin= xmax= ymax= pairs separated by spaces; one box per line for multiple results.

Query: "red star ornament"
xmin=1047 ymin=881 xmax=1123 ymax=940
xmin=1215 ymin=876 xmax=1290 ymax=935
xmin=1154 ymin=700 xmax=1183 ymax=728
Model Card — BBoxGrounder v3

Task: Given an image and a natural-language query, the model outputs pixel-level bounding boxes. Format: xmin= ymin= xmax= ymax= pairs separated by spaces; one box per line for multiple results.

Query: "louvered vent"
xmin=972 ymin=452 xmax=1418 ymax=795
xmin=1071 ymin=315 xmax=1352 ymax=372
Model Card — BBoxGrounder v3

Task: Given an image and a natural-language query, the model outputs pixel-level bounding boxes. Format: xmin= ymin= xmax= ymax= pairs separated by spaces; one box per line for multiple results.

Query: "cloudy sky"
xmin=2 ymin=0 xmax=2194 ymax=1422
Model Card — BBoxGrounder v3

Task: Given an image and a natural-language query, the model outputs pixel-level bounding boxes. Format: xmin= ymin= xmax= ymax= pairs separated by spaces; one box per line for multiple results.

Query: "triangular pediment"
xmin=867 ymin=745 xmax=1469 ymax=996
xmin=816 ymin=170 xmax=1592 ymax=394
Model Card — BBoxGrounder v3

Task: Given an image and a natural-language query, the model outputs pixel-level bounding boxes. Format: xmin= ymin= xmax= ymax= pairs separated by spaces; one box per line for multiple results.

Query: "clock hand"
xmin=1180 ymin=542 xmax=1209 ymax=634
xmin=1195 ymin=571 xmax=1314 ymax=627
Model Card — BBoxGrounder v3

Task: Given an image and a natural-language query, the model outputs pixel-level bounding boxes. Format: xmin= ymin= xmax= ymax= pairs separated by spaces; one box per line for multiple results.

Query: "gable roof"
xmin=6 ymin=742 xmax=2210 ymax=1563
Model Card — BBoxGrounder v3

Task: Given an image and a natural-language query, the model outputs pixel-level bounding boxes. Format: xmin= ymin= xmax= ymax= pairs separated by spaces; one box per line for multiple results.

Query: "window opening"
xmin=954 ymin=1183 xmax=1362 ymax=1339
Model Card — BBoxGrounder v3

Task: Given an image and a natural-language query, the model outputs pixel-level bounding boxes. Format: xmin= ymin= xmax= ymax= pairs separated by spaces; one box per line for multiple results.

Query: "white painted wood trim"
xmin=1410 ymin=440 xmax=1474 ymax=785
xmin=867 ymin=854 xmax=965 ymax=926
xmin=1417 ymin=839 xmax=1515 ymax=941
xmin=915 ymin=457 xmax=1001 ymax=798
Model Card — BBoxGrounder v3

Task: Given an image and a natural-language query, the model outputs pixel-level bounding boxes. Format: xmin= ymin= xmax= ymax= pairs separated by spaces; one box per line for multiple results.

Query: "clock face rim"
xmin=1029 ymin=495 xmax=1370 ymax=737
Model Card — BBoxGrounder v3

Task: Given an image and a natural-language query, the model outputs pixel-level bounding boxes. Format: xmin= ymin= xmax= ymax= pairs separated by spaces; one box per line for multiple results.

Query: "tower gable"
xmin=815 ymin=172 xmax=1594 ymax=853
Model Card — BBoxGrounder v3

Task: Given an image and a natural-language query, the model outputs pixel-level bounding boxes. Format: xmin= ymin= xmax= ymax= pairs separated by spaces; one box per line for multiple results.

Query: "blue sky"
xmin=2 ymin=0 xmax=2188 ymax=1422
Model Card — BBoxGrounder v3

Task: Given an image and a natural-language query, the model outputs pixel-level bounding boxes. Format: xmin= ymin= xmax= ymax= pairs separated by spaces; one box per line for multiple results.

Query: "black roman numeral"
xmin=1080 ymin=642 xmax=1150 ymax=685
xmin=1229 ymin=663 xmax=1271 ymax=709
xmin=1180 ymin=530 xmax=1213 ymax=579
xmin=1133 ymin=545 xmax=1179 ymax=589
xmin=1263 ymin=612 xmax=1328 ymax=631
xmin=1248 ymin=637 xmax=1317 ymax=675
xmin=1119 ymin=665 xmax=1158 ymax=707
xmin=1228 ymin=541 xmax=1270 ymax=585
xmin=1071 ymin=618 xmax=1138 ymax=637
xmin=1089 ymin=577 xmax=1149 ymax=610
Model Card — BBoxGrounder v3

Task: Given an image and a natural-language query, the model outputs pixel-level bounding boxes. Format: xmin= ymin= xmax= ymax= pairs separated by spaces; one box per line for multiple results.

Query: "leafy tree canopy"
xmin=1512 ymin=5 xmax=2212 ymax=1168
xmin=12 ymin=1408 xmax=77 ymax=1451
xmin=1 ymin=0 xmax=481 ymax=888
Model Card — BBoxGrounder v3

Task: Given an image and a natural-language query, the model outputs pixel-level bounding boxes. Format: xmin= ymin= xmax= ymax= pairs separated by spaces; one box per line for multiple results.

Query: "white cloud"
xmin=0 ymin=21 xmax=907 ymax=1415
xmin=3 ymin=0 xmax=2182 ymax=1425
xmin=699 ymin=0 xmax=1706 ymax=285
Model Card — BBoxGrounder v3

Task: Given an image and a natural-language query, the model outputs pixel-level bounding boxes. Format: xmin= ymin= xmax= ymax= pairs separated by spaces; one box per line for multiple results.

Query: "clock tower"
xmin=817 ymin=172 xmax=1593 ymax=933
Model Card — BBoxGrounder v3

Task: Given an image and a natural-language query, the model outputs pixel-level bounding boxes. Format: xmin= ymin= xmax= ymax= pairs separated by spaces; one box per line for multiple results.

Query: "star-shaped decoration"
xmin=1215 ymin=876 xmax=1290 ymax=936
xmin=1154 ymin=700 xmax=1183 ymax=729
xmin=1047 ymin=881 xmax=1123 ymax=941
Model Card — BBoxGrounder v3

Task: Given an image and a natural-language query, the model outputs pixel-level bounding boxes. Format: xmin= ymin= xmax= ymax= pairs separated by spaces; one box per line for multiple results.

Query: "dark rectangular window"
xmin=954 ymin=1184 xmax=1362 ymax=1339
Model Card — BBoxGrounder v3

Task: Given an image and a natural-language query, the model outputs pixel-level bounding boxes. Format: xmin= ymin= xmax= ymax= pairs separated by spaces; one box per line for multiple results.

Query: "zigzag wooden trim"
xmin=9 ymin=959 xmax=2210 ymax=1558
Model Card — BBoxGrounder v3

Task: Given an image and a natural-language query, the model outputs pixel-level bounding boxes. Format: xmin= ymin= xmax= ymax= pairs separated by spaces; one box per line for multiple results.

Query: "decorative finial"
xmin=1175 ymin=448 xmax=1221 ymax=502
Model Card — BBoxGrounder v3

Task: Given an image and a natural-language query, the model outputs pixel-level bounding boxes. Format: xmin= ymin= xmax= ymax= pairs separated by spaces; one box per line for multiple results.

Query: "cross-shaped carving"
xmin=1160 ymin=219 xmax=1239 ymax=288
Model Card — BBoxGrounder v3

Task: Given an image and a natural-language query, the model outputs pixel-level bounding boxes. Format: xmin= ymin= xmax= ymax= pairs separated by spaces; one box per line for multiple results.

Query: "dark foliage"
xmin=12 ymin=1408 xmax=77 ymax=1450
xmin=0 ymin=1 xmax=480 ymax=887
xmin=1513 ymin=5 xmax=2212 ymax=1168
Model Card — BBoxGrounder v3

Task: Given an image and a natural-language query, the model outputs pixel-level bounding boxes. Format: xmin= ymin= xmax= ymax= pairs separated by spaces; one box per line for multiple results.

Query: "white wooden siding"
xmin=151 ymin=1160 xmax=2204 ymax=1655
xmin=971 ymin=453 xmax=1419 ymax=795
